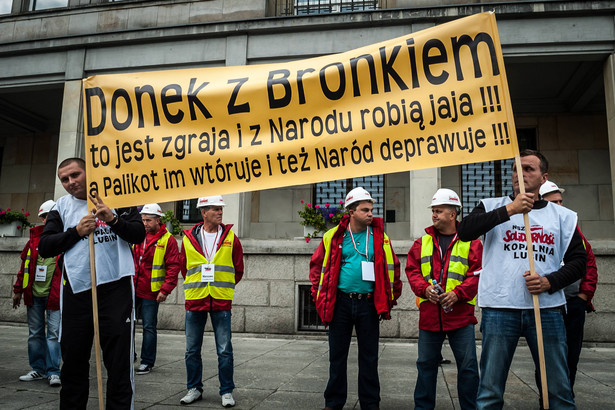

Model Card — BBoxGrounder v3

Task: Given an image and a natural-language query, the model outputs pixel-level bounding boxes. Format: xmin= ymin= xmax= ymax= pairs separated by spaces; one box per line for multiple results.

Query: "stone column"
xmin=604 ymin=54 xmax=615 ymax=219
xmin=409 ymin=168 xmax=438 ymax=239
xmin=223 ymin=35 xmax=251 ymax=237
xmin=54 ymin=80 xmax=83 ymax=199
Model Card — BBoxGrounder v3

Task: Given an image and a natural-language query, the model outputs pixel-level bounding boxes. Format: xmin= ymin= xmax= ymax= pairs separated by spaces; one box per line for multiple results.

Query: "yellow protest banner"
xmin=83 ymin=11 xmax=517 ymax=209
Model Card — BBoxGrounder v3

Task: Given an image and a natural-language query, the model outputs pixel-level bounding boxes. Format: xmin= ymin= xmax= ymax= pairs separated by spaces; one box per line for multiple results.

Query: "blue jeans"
xmin=325 ymin=292 xmax=380 ymax=410
xmin=27 ymin=296 xmax=61 ymax=376
xmin=185 ymin=310 xmax=234 ymax=395
xmin=415 ymin=325 xmax=478 ymax=410
xmin=478 ymin=307 xmax=575 ymax=410
xmin=137 ymin=297 xmax=159 ymax=366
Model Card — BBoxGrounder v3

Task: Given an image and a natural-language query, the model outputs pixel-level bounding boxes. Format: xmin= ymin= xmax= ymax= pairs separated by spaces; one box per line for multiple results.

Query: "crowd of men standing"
xmin=10 ymin=149 xmax=597 ymax=409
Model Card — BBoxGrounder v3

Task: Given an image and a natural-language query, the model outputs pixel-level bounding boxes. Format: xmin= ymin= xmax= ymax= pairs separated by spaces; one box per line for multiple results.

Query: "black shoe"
xmin=135 ymin=364 xmax=152 ymax=375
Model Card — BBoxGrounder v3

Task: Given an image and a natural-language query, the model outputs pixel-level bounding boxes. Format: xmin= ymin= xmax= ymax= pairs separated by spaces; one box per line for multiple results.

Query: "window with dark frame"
xmin=29 ymin=0 xmax=68 ymax=11
xmin=177 ymin=199 xmax=202 ymax=224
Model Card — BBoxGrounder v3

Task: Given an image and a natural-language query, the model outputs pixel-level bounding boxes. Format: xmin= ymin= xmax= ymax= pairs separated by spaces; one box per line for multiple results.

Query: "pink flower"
xmin=6 ymin=208 xmax=10 ymax=211
xmin=339 ymin=200 xmax=343 ymax=205
xmin=329 ymin=213 xmax=334 ymax=218
xmin=300 ymin=200 xmax=304 ymax=203
xmin=325 ymin=203 xmax=330 ymax=208
xmin=307 ymin=203 xmax=311 ymax=207
xmin=305 ymin=237 xmax=311 ymax=243
xmin=17 ymin=225 xmax=21 ymax=230
xmin=24 ymin=212 xmax=30 ymax=217
xmin=315 ymin=205 xmax=320 ymax=209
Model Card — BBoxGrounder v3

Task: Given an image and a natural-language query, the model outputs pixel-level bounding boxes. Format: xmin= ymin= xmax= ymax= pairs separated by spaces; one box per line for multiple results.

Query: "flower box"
xmin=0 ymin=221 xmax=21 ymax=237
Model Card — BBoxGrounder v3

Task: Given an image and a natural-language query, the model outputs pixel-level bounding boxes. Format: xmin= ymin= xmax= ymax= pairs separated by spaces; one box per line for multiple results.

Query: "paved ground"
xmin=0 ymin=323 xmax=613 ymax=409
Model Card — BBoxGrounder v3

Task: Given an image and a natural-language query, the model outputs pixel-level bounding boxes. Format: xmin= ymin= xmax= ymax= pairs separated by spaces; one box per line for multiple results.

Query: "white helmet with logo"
xmin=38 ymin=200 xmax=56 ymax=217
xmin=140 ymin=203 xmax=164 ymax=217
xmin=540 ymin=180 xmax=565 ymax=197
xmin=429 ymin=188 xmax=462 ymax=208
xmin=344 ymin=187 xmax=375 ymax=209
xmin=197 ymin=195 xmax=226 ymax=208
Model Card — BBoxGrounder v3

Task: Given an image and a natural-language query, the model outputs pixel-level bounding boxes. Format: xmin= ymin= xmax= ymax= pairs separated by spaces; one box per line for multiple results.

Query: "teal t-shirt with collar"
xmin=338 ymin=226 xmax=375 ymax=294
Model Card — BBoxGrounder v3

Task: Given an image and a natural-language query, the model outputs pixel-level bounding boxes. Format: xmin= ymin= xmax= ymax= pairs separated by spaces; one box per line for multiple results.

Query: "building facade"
xmin=0 ymin=0 xmax=614 ymax=341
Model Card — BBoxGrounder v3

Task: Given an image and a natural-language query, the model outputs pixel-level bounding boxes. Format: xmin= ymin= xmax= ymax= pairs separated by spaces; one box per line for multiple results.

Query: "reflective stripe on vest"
xmin=418 ymin=235 xmax=475 ymax=305
xmin=383 ymin=234 xmax=395 ymax=300
xmin=182 ymin=230 xmax=236 ymax=301
xmin=318 ymin=226 xmax=395 ymax=300
xmin=150 ymin=232 xmax=172 ymax=292
xmin=24 ymin=248 xmax=32 ymax=287
xmin=317 ymin=227 xmax=338 ymax=299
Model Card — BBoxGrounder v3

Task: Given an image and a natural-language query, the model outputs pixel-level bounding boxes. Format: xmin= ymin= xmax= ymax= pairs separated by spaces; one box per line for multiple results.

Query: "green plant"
xmin=0 ymin=208 xmax=32 ymax=230
xmin=161 ymin=210 xmax=183 ymax=236
xmin=298 ymin=200 xmax=347 ymax=241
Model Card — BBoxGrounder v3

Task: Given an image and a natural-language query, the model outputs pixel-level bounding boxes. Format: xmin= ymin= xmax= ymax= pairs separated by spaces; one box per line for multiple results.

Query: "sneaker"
xmin=19 ymin=370 xmax=44 ymax=382
xmin=48 ymin=375 xmax=61 ymax=387
xmin=180 ymin=388 xmax=202 ymax=405
xmin=221 ymin=392 xmax=235 ymax=407
xmin=135 ymin=364 xmax=152 ymax=375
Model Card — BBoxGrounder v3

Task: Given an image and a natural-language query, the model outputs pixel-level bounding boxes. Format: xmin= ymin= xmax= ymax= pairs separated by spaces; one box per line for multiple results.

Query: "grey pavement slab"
xmin=0 ymin=323 xmax=614 ymax=409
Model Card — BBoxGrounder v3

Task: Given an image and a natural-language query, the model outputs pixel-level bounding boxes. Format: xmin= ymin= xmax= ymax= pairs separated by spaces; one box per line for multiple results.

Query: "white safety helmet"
xmin=197 ymin=195 xmax=226 ymax=208
xmin=344 ymin=187 xmax=375 ymax=209
xmin=140 ymin=203 xmax=164 ymax=217
xmin=540 ymin=180 xmax=565 ymax=197
xmin=38 ymin=200 xmax=56 ymax=217
xmin=429 ymin=188 xmax=462 ymax=208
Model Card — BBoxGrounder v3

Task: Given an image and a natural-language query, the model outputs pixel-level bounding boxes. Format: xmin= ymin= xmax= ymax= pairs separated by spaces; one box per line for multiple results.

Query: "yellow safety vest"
xmin=23 ymin=249 xmax=32 ymax=287
xmin=418 ymin=234 xmax=475 ymax=305
xmin=182 ymin=229 xmax=236 ymax=301
xmin=150 ymin=231 xmax=172 ymax=292
xmin=317 ymin=225 xmax=396 ymax=300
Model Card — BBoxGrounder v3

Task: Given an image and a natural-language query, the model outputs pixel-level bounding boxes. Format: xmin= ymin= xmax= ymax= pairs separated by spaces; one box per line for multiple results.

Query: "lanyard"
xmin=201 ymin=225 xmax=221 ymax=261
xmin=348 ymin=226 xmax=370 ymax=260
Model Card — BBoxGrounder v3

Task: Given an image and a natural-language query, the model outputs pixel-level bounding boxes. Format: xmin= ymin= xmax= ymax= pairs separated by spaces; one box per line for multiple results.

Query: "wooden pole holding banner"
xmin=88 ymin=232 xmax=105 ymax=410
xmin=514 ymin=155 xmax=549 ymax=410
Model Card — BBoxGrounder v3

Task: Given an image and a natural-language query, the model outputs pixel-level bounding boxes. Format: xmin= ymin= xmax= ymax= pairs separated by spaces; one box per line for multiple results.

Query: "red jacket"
xmin=13 ymin=225 xmax=62 ymax=310
xmin=577 ymin=228 xmax=598 ymax=311
xmin=309 ymin=215 xmax=402 ymax=325
xmin=132 ymin=224 xmax=180 ymax=300
xmin=406 ymin=224 xmax=482 ymax=332
xmin=180 ymin=222 xmax=244 ymax=311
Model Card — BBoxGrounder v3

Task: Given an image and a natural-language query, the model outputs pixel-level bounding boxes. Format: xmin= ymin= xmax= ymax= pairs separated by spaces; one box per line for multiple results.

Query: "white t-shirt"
xmin=56 ymin=195 xmax=135 ymax=293
xmin=479 ymin=196 xmax=577 ymax=309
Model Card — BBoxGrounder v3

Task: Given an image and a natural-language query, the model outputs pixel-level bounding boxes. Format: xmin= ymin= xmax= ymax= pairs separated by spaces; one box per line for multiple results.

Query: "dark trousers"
xmin=324 ymin=292 xmax=380 ymax=410
xmin=564 ymin=296 xmax=586 ymax=394
xmin=60 ymin=276 xmax=134 ymax=410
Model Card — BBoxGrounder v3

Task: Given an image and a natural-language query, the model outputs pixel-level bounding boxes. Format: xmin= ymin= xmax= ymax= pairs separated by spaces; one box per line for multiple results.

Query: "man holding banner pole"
xmin=39 ymin=157 xmax=145 ymax=409
xmin=457 ymin=150 xmax=586 ymax=409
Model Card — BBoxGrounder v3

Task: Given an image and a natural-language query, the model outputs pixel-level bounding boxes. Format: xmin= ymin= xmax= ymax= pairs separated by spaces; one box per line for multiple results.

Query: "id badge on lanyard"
xmin=200 ymin=264 xmax=215 ymax=283
xmin=361 ymin=261 xmax=375 ymax=281
xmin=35 ymin=265 xmax=47 ymax=282
xmin=349 ymin=226 xmax=375 ymax=281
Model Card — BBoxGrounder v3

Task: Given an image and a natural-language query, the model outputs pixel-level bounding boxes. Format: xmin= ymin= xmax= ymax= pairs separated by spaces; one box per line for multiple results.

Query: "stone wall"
xmin=2 ymin=236 xmax=614 ymax=342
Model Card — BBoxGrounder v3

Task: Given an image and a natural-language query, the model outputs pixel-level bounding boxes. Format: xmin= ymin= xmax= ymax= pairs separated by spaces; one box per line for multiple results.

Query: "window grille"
xmin=460 ymin=128 xmax=536 ymax=216
xmin=315 ymin=175 xmax=384 ymax=217
xmin=298 ymin=284 xmax=325 ymax=331
xmin=275 ymin=0 xmax=383 ymax=16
